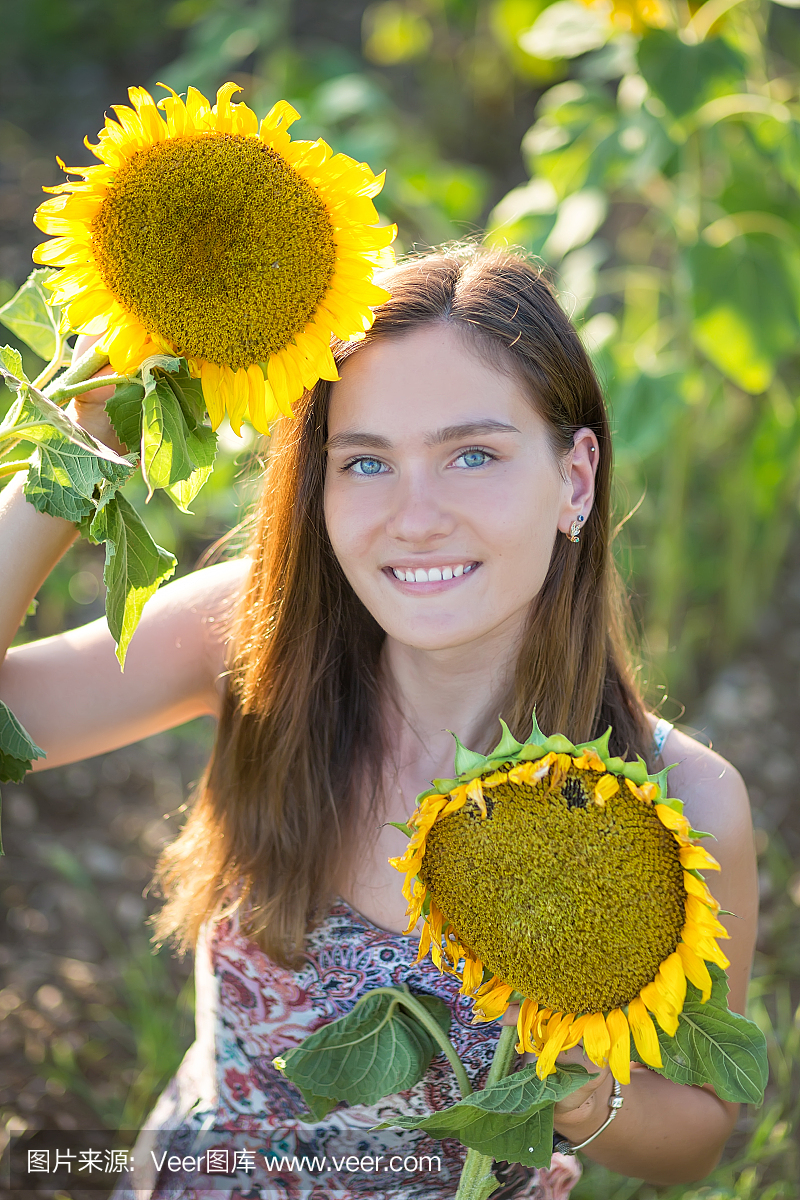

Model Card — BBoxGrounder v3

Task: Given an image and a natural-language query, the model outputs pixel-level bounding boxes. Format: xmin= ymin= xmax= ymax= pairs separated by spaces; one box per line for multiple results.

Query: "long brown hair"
xmin=154 ymin=246 xmax=652 ymax=964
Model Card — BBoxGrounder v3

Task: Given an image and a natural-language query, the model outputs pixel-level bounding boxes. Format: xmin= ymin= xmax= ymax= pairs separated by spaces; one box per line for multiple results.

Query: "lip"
xmin=383 ymin=561 xmax=481 ymax=587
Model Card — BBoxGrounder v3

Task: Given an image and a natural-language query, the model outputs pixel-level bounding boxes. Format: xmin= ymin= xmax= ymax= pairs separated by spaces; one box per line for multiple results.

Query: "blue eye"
xmin=349 ymin=457 xmax=386 ymax=476
xmin=457 ymin=449 xmax=491 ymax=468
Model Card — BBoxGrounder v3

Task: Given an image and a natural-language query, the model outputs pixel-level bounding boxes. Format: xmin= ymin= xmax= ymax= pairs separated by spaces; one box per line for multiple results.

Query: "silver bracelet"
xmin=553 ymin=1078 xmax=624 ymax=1156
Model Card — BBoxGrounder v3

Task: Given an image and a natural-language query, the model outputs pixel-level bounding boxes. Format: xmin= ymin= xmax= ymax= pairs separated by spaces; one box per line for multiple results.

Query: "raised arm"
xmin=0 ymin=351 xmax=249 ymax=769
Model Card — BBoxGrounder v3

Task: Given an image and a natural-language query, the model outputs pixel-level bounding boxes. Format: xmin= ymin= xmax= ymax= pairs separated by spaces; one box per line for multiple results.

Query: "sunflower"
xmin=32 ymin=83 xmax=395 ymax=434
xmin=390 ymin=718 xmax=729 ymax=1086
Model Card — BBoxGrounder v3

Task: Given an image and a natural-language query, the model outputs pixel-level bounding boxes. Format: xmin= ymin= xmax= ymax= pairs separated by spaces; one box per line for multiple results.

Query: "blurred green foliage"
xmin=485 ymin=0 xmax=800 ymax=696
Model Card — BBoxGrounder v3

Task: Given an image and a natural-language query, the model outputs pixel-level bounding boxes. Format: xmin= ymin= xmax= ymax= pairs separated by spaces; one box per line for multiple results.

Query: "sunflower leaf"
xmin=106 ymin=379 xmax=146 ymax=452
xmin=141 ymin=377 xmax=198 ymax=498
xmin=378 ymin=1062 xmax=592 ymax=1168
xmin=87 ymin=492 xmax=176 ymax=667
xmin=0 ymin=269 xmax=61 ymax=361
xmin=0 ymin=345 xmax=29 ymax=386
xmin=164 ymin=424 xmax=217 ymax=514
xmin=0 ymin=700 xmax=45 ymax=785
xmin=640 ymin=968 xmax=768 ymax=1104
xmin=280 ymin=989 xmax=452 ymax=1110
xmin=24 ymin=426 xmax=134 ymax=524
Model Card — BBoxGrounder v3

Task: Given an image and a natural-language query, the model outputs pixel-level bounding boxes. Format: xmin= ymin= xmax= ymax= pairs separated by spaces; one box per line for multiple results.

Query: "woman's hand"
xmin=500 ymin=1002 xmax=613 ymax=1134
xmin=65 ymin=333 xmax=128 ymax=453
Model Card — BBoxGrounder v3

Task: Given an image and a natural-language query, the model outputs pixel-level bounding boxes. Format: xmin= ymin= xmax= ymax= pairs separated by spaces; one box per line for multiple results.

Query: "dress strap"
xmin=653 ymin=717 xmax=674 ymax=757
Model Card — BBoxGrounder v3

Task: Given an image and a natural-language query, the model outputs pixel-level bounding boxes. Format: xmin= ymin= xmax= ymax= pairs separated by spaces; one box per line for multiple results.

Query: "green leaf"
xmin=0 ymin=699 xmax=45 ymax=784
xmin=688 ymin=239 xmax=800 ymax=393
xmin=24 ymin=426 xmax=134 ymax=524
xmin=297 ymin=1092 xmax=338 ymax=1122
xmin=139 ymin=363 xmax=217 ymax=508
xmin=381 ymin=1063 xmax=592 ymax=1169
xmin=164 ymin=423 xmax=217 ymax=513
xmin=281 ymin=990 xmax=451 ymax=1110
xmin=634 ymin=966 xmax=768 ymax=1105
xmin=87 ymin=492 xmax=176 ymax=666
xmin=142 ymin=377 xmax=197 ymax=497
xmin=106 ymin=380 xmax=145 ymax=451
xmin=0 ymin=345 xmax=29 ymax=386
xmin=0 ymin=269 xmax=61 ymax=361
xmin=637 ymin=32 xmax=745 ymax=119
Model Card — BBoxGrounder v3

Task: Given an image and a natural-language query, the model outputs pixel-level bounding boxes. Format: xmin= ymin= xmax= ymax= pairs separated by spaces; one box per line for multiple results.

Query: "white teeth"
xmin=390 ymin=562 xmax=475 ymax=581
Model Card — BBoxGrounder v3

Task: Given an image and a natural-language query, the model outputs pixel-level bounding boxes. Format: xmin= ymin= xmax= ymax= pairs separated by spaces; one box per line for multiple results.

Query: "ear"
xmin=557 ymin=428 xmax=599 ymax=536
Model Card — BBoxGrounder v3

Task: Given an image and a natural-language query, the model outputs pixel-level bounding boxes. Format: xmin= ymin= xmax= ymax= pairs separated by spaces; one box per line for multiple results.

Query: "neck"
xmin=381 ymin=616 xmax=525 ymax=795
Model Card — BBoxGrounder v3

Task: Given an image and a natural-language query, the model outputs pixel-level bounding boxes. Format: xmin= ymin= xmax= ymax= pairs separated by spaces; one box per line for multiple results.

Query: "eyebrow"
xmin=324 ymin=420 xmax=521 ymax=452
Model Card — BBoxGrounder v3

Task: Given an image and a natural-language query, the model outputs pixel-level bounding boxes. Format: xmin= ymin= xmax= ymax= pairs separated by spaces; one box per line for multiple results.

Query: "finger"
xmin=500 ymin=1003 xmax=521 ymax=1027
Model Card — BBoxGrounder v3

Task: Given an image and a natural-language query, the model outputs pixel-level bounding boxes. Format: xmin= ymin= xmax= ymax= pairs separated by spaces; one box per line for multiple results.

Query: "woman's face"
xmin=323 ymin=323 xmax=596 ymax=655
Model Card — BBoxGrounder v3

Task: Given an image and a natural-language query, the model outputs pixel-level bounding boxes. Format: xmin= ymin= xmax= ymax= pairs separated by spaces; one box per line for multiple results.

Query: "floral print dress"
xmin=114 ymin=901 xmax=582 ymax=1200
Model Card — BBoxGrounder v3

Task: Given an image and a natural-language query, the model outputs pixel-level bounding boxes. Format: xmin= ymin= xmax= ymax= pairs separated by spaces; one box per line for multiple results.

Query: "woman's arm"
xmin=0 ymin=339 xmax=250 ymax=768
xmin=548 ymin=730 xmax=757 ymax=1183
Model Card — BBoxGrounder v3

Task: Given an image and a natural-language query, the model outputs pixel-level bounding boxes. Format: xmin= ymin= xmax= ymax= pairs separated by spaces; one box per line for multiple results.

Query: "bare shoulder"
xmin=656 ymin=724 xmax=757 ymax=1013
xmin=657 ymin=725 xmax=750 ymax=840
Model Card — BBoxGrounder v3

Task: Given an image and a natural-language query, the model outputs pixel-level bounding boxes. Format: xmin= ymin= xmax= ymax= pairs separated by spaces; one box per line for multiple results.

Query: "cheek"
xmin=323 ymin=483 xmax=377 ymax=577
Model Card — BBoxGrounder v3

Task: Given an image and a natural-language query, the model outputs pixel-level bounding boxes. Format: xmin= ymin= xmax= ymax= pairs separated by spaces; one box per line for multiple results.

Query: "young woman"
xmin=0 ymin=248 xmax=757 ymax=1199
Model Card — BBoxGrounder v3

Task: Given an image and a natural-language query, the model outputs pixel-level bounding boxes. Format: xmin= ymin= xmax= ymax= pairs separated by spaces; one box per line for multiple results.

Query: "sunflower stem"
xmin=46 ymin=374 xmax=130 ymax=402
xmin=32 ymin=329 xmax=69 ymax=391
xmin=44 ymin=347 xmax=110 ymax=403
xmin=454 ymin=1025 xmax=518 ymax=1200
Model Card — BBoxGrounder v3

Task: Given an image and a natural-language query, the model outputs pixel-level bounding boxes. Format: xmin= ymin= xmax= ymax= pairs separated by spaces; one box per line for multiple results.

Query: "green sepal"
xmin=451 ymin=732 xmax=489 ymax=777
xmin=524 ymin=710 xmax=548 ymax=747
xmin=431 ymin=777 xmax=459 ymax=794
xmin=387 ymin=820 xmax=414 ymax=838
xmin=378 ymin=1062 xmax=593 ymax=1169
xmin=486 ymin=719 xmax=524 ymax=761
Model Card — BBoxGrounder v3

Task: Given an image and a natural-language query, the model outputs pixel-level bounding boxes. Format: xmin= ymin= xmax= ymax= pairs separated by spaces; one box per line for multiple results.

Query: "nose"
xmin=384 ymin=465 xmax=455 ymax=545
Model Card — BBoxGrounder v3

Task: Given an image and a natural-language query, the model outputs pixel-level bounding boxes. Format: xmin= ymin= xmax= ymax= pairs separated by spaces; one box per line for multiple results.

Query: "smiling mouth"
xmin=388 ymin=562 xmax=479 ymax=583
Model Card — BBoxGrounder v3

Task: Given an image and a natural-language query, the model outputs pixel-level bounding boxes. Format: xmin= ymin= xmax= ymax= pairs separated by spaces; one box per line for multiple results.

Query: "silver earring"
xmin=568 ymin=515 xmax=584 ymax=543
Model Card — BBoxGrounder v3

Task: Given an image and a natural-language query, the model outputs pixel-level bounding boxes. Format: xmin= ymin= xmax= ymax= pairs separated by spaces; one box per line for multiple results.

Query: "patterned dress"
xmin=115 ymin=902 xmax=582 ymax=1200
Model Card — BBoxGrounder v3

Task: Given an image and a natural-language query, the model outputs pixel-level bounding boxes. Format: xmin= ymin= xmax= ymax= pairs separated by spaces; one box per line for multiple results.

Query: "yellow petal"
xmin=472 ymin=978 xmax=513 ymax=1023
xmin=680 ymin=844 xmax=720 ymax=871
xmin=536 ymin=1013 xmax=574 ymax=1079
xmin=572 ymin=748 xmax=605 ymax=772
xmin=654 ymin=951 xmax=687 ymax=1014
xmin=640 ymin=980 xmax=679 ymax=1037
xmin=655 ymin=803 xmax=692 ymax=841
xmin=606 ymin=1008 xmax=631 ymax=1084
xmin=466 ymin=777 xmax=486 ymax=818
xmin=560 ymin=1013 xmax=591 ymax=1051
xmin=516 ymin=998 xmax=538 ymax=1054
xmin=677 ymin=941 xmax=712 ymax=1002
xmin=627 ymin=996 xmax=662 ymax=1068
xmin=460 ymin=953 xmax=484 ymax=996
xmin=683 ymin=870 xmax=720 ymax=913
xmin=200 ymin=362 xmax=225 ymax=430
xmin=32 ymin=237 xmax=92 ymax=267
xmin=594 ymin=773 xmax=619 ymax=807
xmin=582 ymin=1011 xmax=611 ymax=1066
